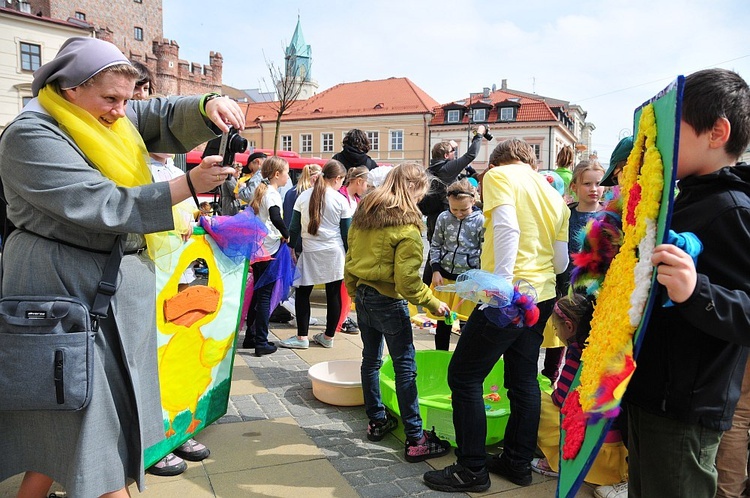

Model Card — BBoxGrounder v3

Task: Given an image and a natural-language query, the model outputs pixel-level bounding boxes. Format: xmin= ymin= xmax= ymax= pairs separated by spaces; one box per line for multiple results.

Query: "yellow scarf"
xmin=37 ymin=85 xmax=188 ymax=260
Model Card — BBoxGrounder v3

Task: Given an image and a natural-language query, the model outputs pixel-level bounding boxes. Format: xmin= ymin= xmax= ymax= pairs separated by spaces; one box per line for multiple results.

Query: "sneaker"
xmin=485 ymin=452 xmax=532 ymax=486
xmin=147 ymin=453 xmax=187 ymax=476
xmin=423 ymin=463 xmax=491 ymax=493
xmin=595 ymin=481 xmax=628 ymax=498
xmin=255 ymin=343 xmax=277 ymax=357
xmin=531 ymin=457 xmax=559 ymax=477
xmin=313 ymin=333 xmax=333 ymax=348
xmin=279 ymin=336 xmax=309 ymax=349
xmin=173 ymin=438 xmax=210 ymax=461
xmin=340 ymin=317 xmax=359 ymax=334
xmin=367 ymin=413 xmax=398 ymax=441
xmin=405 ymin=427 xmax=451 ymax=462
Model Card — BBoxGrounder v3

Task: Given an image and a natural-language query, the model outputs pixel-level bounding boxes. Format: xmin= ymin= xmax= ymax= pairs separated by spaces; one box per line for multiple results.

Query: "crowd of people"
xmin=1 ymin=36 xmax=750 ymax=498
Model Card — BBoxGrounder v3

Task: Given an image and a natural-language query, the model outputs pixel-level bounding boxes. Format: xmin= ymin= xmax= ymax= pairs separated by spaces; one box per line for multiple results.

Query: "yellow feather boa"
xmin=37 ymin=85 xmax=190 ymax=260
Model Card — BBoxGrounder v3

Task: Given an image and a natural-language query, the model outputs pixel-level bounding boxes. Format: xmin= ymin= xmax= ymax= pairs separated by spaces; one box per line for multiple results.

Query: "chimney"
xmin=483 ymin=87 xmax=490 ymax=98
xmin=501 ymin=79 xmax=507 ymax=90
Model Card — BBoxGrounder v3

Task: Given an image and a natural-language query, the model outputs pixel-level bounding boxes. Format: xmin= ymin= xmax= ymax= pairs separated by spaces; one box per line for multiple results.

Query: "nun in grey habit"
xmin=0 ymin=37 xmax=244 ymax=497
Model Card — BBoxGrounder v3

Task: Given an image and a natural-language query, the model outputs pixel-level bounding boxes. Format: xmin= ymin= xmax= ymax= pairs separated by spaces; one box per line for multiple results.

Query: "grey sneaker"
xmin=279 ymin=336 xmax=309 ymax=349
xmin=313 ymin=333 xmax=333 ymax=348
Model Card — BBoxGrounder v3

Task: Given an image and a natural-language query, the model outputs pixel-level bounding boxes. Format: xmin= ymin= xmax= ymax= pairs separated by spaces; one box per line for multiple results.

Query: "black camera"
xmin=482 ymin=126 xmax=493 ymax=141
xmin=218 ymin=127 xmax=248 ymax=166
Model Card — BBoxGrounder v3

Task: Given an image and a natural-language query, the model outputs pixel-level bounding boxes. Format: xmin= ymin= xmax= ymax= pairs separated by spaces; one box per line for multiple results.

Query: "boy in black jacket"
xmin=625 ymin=68 xmax=750 ymax=498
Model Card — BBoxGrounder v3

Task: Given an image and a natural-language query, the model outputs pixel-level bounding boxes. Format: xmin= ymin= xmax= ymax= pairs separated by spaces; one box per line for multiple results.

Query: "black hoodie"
xmin=332 ymin=144 xmax=378 ymax=170
xmin=625 ymin=164 xmax=750 ymax=431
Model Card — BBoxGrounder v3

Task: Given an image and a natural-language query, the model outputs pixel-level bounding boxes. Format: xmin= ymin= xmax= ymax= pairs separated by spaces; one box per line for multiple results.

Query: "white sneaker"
xmin=595 ymin=481 xmax=628 ymax=498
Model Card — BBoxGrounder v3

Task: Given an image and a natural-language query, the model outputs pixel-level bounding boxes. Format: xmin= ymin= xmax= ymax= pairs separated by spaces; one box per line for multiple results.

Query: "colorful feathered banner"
xmin=557 ymin=77 xmax=684 ymax=497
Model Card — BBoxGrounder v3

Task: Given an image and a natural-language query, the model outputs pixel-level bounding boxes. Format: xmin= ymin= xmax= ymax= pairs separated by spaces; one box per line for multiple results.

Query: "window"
xmin=390 ymin=130 xmax=404 ymax=151
xmin=367 ymin=131 xmax=379 ymax=151
xmin=22 ymin=96 xmax=33 ymax=108
xmin=530 ymin=144 xmax=541 ymax=161
xmin=281 ymin=135 xmax=292 ymax=151
xmin=247 ymin=140 xmax=256 ymax=148
xmin=472 ymin=108 xmax=487 ymax=122
xmin=20 ymin=42 xmax=41 ymax=71
xmin=74 ymin=11 xmax=85 ymax=20
xmin=322 ymin=133 xmax=334 ymax=152
xmin=499 ymin=107 xmax=515 ymax=121
xmin=134 ymin=26 xmax=143 ymax=41
xmin=301 ymin=134 xmax=312 ymax=153
xmin=446 ymin=109 xmax=461 ymax=123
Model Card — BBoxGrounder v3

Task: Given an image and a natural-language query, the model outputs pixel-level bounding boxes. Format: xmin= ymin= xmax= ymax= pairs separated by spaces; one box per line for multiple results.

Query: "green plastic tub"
xmin=380 ymin=350 xmax=552 ymax=447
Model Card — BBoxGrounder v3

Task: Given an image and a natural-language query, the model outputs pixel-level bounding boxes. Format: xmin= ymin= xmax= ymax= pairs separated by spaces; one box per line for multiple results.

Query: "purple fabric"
xmin=200 ymin=209 xmax=268 ymax=263
xmin=32 ymin=37 xmax=130 ymax=96
xmin=254 ymin=245 xmax=295 ymax=313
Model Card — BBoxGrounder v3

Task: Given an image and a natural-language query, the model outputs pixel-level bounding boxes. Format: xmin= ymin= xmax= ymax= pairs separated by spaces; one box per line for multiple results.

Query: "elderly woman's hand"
xmin=205 ymin=96 xmax=245 ymax=133
xmin=190 ymin=155 xmax=235 ymax=192
xmin=171 ymin=155 xmax=235 ymax=205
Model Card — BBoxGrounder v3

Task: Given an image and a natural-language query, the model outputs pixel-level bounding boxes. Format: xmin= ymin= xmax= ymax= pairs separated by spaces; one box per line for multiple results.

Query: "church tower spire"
xmin=284 ymin=15 xmax=318 ymax=100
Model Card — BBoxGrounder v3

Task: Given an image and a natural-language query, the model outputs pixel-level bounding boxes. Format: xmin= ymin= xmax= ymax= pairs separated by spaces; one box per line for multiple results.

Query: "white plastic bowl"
xmin=308 ymin=360 xmax=364 ymax=406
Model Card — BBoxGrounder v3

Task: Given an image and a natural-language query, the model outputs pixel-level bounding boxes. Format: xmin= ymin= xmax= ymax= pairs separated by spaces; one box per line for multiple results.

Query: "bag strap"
xmin=90 ymin=235 xmax=125 ymax=330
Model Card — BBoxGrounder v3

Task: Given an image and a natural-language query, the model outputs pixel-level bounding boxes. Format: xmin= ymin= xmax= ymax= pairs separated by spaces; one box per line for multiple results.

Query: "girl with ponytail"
xmin=279 ymin=159 xmax=351 ymax=349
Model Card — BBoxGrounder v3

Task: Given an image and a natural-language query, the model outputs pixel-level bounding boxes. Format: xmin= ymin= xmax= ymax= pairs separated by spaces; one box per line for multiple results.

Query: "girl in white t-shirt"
xmin=242 ymin=156 xmax=290 ymax=356
xmin=280 ymin=160 xmax=351 ymax=349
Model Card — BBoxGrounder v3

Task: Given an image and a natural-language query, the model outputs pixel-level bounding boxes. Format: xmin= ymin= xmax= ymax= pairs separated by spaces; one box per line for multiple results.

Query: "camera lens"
xmin=229 ymin=134 xmax=248 ymax=153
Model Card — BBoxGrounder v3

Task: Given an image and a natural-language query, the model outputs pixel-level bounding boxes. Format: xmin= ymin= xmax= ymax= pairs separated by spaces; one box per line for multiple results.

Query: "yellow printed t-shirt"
xmin=481 ymin=163 xmax=570 ymax=302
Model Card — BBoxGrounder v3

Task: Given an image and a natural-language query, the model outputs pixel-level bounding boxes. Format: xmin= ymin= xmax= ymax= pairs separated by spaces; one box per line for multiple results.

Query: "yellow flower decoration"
xmin=577 ymin=104 xmax=664 ymax=412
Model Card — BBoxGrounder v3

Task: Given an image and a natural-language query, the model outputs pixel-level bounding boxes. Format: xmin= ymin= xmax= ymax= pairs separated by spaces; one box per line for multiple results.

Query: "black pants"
xmin=295 ymin=281 xmax=342 ymax=338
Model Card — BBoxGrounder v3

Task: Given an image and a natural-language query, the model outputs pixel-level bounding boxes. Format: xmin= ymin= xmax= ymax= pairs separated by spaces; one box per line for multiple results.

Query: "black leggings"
xmin=295 ymin=280 xmax=342 ymax=338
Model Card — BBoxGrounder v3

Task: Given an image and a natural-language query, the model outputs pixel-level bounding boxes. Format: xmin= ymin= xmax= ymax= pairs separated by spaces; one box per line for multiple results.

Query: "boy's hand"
xmin=432 ymin=271 xmax=444 ymax=287
xmin=652 ymin=244 xmax=697 ymax=304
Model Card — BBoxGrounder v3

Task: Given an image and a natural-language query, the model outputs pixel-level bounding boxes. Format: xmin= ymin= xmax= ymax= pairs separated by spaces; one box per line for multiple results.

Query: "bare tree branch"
xmin=260 ymin=52 xmax=305 ymax=155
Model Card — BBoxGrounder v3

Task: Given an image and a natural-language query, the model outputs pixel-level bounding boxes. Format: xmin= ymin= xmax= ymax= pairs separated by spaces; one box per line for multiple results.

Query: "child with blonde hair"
xmin=345 ymin=162 xmax=452 ymax=462
xmin=242 ymin=156 xmax=290 ymax=356
xmin=283 ymin=163 xmax=322 ymax=230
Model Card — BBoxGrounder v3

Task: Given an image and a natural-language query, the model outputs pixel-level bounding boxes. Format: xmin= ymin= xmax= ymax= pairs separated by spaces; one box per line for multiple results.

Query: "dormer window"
xmin=446 ymin=109 xmax=461 ymax=123
xmin=472 ymin=108 xmax=487 ymax=122
xmin=499 ymin=107 xmax=515 ymax=121
xmin=496 ymin=99 xmax=521 ymax=122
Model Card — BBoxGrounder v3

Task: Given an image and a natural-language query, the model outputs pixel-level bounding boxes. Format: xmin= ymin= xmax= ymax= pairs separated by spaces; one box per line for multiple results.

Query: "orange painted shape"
xmin=163 ymin=285 xmax=220 ymax=326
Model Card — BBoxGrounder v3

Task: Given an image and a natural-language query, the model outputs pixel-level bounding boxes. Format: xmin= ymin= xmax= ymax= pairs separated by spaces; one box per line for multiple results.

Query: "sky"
xmin=162 ymin=0 xmax=750 ymax=165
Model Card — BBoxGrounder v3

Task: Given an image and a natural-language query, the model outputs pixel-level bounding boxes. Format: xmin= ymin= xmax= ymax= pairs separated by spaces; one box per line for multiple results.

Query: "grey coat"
xmin=0 ymin=96 xmax=217 ymax=496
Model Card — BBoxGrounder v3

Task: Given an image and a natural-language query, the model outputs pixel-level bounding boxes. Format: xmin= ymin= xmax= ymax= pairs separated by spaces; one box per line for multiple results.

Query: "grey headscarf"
xmin=31 ymin=37 xmax=131 ymax=97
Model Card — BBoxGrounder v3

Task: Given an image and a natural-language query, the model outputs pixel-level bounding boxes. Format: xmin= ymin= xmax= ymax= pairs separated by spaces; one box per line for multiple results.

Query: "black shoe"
xmin=423 ymin=463 xmax=491 ymax=493
xmin=255 ymin=343 xmax=277 ymax=356
xmin=173 ymin=438 xmax=210 ymax=461
xmin=367 ymin=412 xmax=398 ymax=441
xmin=404 ymin=427 xmax=451 ymax=462
xmin=147 ymin=453 xmax=187 ymax=477
xmin=485 ymin=452 xmax=532 ymax=486
xmin=241 ymin=339 xmax=255 ymax=349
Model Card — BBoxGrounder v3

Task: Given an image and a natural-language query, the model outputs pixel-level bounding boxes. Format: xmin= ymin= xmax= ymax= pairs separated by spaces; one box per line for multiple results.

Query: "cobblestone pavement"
xmin=223 ymin=309 xmax=596 ymax=497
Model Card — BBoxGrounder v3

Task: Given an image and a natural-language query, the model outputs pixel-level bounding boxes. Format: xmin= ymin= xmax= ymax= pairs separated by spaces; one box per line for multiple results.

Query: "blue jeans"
xmin=448 ymin=299 xmax=553 ymax=469
xmin=356 ymin=285 xmax=423 ymax=440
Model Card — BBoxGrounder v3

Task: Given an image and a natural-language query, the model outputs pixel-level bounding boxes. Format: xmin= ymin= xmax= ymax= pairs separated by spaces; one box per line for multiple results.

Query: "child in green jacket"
xmin=344 ymin=162 xmax=451 ymax=463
